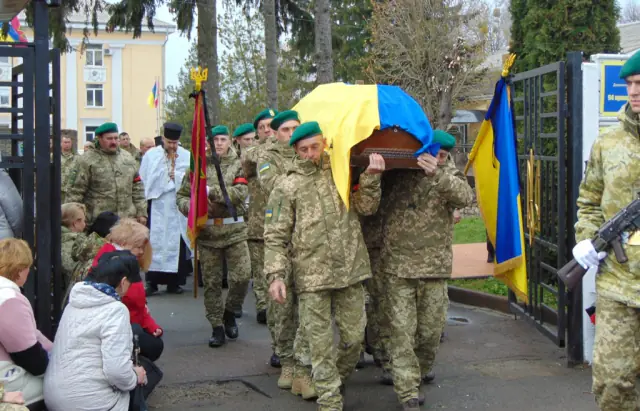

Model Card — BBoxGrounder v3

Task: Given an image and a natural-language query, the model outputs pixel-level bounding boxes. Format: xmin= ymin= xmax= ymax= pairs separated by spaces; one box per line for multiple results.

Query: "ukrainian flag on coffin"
xmin=293 ymin=83 xmax=438 ymax=208
xmin=464 ymin=58 xmax=528 ymax=300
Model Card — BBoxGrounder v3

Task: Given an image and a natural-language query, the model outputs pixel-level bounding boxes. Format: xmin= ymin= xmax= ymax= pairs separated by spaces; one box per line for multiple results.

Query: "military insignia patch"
xmin=265 ymin=209 xmax=273 ymax=218
xmin=259 ymin=163 xmax=270 ymax=173
xmin=269 ymin=109 xmax=275 ymax=116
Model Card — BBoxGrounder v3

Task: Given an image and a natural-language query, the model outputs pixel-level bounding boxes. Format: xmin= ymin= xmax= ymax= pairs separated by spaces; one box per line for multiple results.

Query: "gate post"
xmin=565 ymin=51 xmax=584 ymax=366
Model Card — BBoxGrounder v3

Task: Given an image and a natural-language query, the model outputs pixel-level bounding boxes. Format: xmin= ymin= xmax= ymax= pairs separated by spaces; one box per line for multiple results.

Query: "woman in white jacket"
xmin=43 ymin=250 xmax=147 ymax=411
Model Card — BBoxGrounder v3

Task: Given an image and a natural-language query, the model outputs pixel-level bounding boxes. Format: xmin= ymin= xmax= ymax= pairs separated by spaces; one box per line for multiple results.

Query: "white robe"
xmin=139 ymin=146 xmax=191 ymax=273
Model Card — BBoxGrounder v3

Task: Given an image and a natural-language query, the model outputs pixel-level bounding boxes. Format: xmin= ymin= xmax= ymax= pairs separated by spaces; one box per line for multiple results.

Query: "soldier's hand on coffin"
xmin=365 ymin=153 xmax=386 ymax=175
xmin=417 ymin=153 xmax=438 ymax=175
xmin=269 ymin=279 xmax=287 ymax=304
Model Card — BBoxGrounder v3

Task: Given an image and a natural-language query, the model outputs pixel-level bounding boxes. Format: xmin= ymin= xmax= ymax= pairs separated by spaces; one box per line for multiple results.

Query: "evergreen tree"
xmin=510 ymin=0 xmax=620 ymax=72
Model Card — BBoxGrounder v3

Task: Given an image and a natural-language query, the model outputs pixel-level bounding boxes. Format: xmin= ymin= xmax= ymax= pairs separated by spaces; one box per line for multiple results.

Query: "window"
xmin=85 ymin=45 xmax=103 ymax=67
xmin=85 ymin=126 xmax=98 ymax=142
xmin=0 ymin=88 xmax=9 ymax=107
xmin=86 ymin=84 xmax=103 ymax=108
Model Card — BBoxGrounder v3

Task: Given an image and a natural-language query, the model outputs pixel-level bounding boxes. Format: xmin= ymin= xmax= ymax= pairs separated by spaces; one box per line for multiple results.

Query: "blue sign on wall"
xmin=600 ymin=60 xmax=628 ymax=117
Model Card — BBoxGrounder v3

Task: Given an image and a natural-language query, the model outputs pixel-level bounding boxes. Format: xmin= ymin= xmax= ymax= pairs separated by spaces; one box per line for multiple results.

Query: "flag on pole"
xmin=0 ymin=17 xmax=28 ymax=43
xmin=465 ymin=54 xmax=528 ymax=300
xmin=187 ymin=92 xmax=209 ymax=245
xmin=147 ymin=80 xmax=158 ymax=108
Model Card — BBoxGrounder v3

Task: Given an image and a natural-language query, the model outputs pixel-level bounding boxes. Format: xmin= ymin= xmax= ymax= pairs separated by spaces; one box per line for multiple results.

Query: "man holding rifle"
xmin=573 ymin=51 xmax=640 ymax=411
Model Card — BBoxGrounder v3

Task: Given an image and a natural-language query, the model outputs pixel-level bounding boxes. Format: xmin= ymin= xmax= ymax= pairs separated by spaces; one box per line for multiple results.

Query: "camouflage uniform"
xmin=65 ymin=147 xmax=147 ymax=227
xmin=256 ymin=141 xmax=311 ymax=370
xmin=60 ymin=151 xmax=77 ymax=203
xmin=123 ymin=144 xmax=142 ymax=164
xmin=380 ymin=161 xmax=473 ymax=404
xmin=575 ymin=104 xmax=640 ymax=411
xmin=264 ymin=153 xmax=381 ymax=410
xmin=0 ymin=383 xmax=28 ymax=411
xmin=61 ymin=231 xmax=107 ymax=304
xmin=242 ymin=138 xmax=272 ymax=316
xmin=177 ymin=149 xmax=251 ymax=329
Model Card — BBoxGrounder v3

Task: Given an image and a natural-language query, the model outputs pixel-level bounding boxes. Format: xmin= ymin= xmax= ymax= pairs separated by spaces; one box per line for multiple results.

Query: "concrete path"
xmin=452 ymin=243 xmax=494 ymax=278
xmin=147 ymin=280 xmax=596 ymax=411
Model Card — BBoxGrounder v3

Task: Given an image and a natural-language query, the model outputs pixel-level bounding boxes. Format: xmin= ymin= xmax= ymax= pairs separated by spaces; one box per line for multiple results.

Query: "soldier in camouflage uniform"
xmin=265 ymin=122 xmax=385 ymax=411
xmin=381 ymin=130 xmax=473 ymax=411
xmin=60 ymin=134 xmax=77 ymax=203
xmin=177 ymin=125 xmax=251 ymax=348
xmin=242 ymin=109 xmax=279 ymax=365
xmin=573 ymin=53 xmax=640 ymax=411
xmin=233 ymin=123 xmax=256 ymax=156
xmin=0 ymin=382 xmax=28 ymax=411
xmin=65 ymin=122 xmax=147 ymax=228
xmin=256 ymin=111 xmax=314 ymax=399
xmin=119 ymin=132 xmax=142 ymax=163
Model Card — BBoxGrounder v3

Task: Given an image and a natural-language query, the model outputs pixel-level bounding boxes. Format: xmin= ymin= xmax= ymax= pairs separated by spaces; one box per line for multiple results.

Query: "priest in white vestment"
xmin=139 ymin=122 xmax=192 ymax=295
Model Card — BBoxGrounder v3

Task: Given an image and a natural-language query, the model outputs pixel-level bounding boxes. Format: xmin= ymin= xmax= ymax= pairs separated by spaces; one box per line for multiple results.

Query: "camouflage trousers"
xmin=592 ymin=295 xmax=640 ymax=411
xmin=299 ymin=283 xmax=366 ymax=410
xmin=199 ymin=241 xmax=251 ymax=328
xmin=364 ymin=248 xmax=390 ymax=368
xmin=0 ymin=404 xmax=28 ymax=411
xmin=269 ymin=277 xmax=311 ymax=367
xmin=387 ymin=276 xmax=448 ymax=403
xmin=248 ymin=240 xmax=268 ymax=312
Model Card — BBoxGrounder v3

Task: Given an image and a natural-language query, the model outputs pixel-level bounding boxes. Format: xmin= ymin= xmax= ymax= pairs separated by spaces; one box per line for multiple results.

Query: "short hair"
xmin=107 ymin=218 xmax=152 ymax=271
xmin=119 ymin=132 xmax=129 ymax=138
xmin=61 ymin=202 xmax=86 ymax=228
xmin=85 ymin=250 xmax=142 ymax=287
xmin=0 ymin=238 xmax=33 ymax=283
xmin=61 ymin=135 xmax=72 ymax=141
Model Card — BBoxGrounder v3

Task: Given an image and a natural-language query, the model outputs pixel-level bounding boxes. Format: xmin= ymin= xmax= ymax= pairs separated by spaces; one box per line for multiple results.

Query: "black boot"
xmin=256 ymin=309 xmax=267 ymax=324
xmin=422 ymin=371 xmax=435 ymax=384
xmin=234 ymin=309 xmax=243 ymax=318
xmin=209 ymin=326 xmax=226 ymax=348
xmin=356 ymin=351 xmax=366 ymax=369
xmin=166 ymin=285 xmax=184 ymax=294
xmin=223 ymin=310 xmax=239 ymax=339
xmin=270 ymin=352 xmax=281 ymax=368
xmin=145 ymin=282 xmax=158 ymax=296
xmin=487 ymin=252 xmax=495 ymax=263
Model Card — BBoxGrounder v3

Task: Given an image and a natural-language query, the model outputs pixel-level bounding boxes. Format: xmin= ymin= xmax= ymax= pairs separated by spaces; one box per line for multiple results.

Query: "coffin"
xmin=350 ymin=128 xmax=422 ymax=170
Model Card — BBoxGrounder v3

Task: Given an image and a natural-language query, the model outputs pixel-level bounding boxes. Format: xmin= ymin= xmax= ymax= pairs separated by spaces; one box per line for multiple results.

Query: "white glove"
xmin=572 ymin=239 xmax=607 ymax=270
xmin=206 ymin=186 xmax=211 ymax=196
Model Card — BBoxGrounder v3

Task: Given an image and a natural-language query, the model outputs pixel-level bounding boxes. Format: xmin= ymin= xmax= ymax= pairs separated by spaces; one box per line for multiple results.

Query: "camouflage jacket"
xmin=177 ymin=149 xmax=249 ymax=249
xmin=242 ymin=138 xmax=273 ymax=240
xmin=264 ymin=153 xmax=381 ymax=292
xmin=61 ymin=227 xmax=106 ymax=286
xmin=380 ymin=161 xmax=474 ymax=279
xmin=576 ymin=104 xmax=640 ymax=307
xmin=256 ymin=140 xmax=296 ymax=196
xmin=0 ymin=382 xmax=28 ymax=411
xmin=61 ymin=152 xmax=78 ymax=203
xmin=356 ymin=169 xmax=386 ymax=250
xmin=65 ymin=147 xmax=147 ymax=226
xmin=123 ymin=144 xmax=141 ymax=163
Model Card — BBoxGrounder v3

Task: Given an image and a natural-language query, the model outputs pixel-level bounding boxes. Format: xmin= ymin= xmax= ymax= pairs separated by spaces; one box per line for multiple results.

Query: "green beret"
xmin=290 ymin=121 xmax=322 ymax=146
xmin=253 ymin=108 xmax=278 ymax=128
xmin=620 ymin=50 xmax=640 ymax=79
xmin=432 ymin=130 xmax=456 ymax=151
xmin=233 ymin=123 xmax=256 ymax=137
xmin=211 ymin=125 xmax=230 ymax=137
xmin=270 ymin=110 xmax=300 ymax=131
xmin=95 ymin=122 xmax=118 ymax=136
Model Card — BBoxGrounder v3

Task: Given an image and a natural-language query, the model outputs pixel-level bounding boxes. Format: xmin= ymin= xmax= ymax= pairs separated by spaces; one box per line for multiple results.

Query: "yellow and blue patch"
xmin=259 ymin=163 xmax=271 ymax=174
xmin=265 ymin=209 xmax=273 ymax=218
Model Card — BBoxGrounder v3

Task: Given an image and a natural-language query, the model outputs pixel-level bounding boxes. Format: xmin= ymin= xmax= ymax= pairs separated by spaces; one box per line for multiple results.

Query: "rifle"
xmin=557 ymin=194 xmax=640 ymax=291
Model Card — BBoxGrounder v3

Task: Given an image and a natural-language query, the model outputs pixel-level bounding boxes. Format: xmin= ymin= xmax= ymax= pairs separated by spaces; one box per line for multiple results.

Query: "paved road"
xmin=147 ymin=279 xmax=597 ymax=411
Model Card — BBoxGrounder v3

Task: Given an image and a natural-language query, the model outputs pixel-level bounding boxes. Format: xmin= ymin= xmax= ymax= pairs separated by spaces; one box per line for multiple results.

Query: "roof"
xmin=17 ymin=10 xmax=175 ymax=33
xmin=481 ymin=21 xmax=640 ymax=70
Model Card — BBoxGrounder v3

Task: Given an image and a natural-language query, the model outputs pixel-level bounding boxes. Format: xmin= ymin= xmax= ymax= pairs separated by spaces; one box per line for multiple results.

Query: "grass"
xmin=453 ymin=217 xmax=487 ymax=244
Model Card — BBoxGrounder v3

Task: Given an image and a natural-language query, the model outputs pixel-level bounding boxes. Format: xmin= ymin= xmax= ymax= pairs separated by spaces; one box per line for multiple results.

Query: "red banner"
xmin=187 ymin=93 xmax=209 ymax=245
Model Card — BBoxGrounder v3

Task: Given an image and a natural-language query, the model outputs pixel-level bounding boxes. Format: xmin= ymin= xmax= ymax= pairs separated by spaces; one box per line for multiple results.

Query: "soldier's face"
xmin=626 ymin=74 xmax=640 ymax=113
xmin=257 ymin=119 xmax=273 ymax=140
xmin=61 ymin=137 xmax=73 ymax=153
xmin=140 ymin=140 xmax=155 ymax=155
xmin=294 ymin=135 xmax=326 ymax=163
xmin=236 ymin=133 xmax=255 ymax=149
xmin=213 ymin=135 xmax=231 ymax=156
xmin=163 ymin=137 xmax=178 ymax=154
xmin=72 ymin=214 xmax=86 ymax=233
xmin=119 ymin=133 xmax=131 ymax=147
xmin=276 ymin=120 xmax=300 ymax=143
xmin=99 ymin=132 xmax=120 ymax=153
xmin=84 ymin=142 xmax=93 ymax=151
xmin=437 ymin=149 xmax=449 ymax=165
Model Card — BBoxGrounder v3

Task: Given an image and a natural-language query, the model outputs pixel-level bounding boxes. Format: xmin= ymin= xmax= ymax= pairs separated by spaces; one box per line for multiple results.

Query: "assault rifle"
xmin=557 ymin=195 xmax=640 ymax=291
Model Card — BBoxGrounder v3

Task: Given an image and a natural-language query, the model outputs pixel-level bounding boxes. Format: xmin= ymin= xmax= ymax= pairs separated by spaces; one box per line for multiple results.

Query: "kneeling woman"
xmin=44 ymin=251 xmax=147 ymax=411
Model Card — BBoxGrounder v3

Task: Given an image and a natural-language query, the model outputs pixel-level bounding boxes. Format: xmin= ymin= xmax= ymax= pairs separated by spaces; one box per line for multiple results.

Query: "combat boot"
xmin=223 ymin=310 xmax=239 ymax=339
xmin=355 ymin=351 xmax=366 ymax=369
xmin=256 ymin=309 xmax=267 ymax=324
xmin=270 ymin=352 xmax=281 ymax=368
xmin=422 ymin=371 xmax=435 ymax=384
xmin=277 ymin=363 xmax=294 ymax=389
xmin=208 ymin=326 xmax=226 ymax=348
xmin=291 ymin=365 xmax=317 ymax=400
xmin=380 ymin=369 xmax=393 ymax=386
xmin=402 ymin=398 xmax=420 ymax=411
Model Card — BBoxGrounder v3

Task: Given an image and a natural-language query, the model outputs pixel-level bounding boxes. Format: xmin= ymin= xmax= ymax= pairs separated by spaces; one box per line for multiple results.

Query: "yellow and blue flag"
xmin=147 ymin=80 xmax=158 ymax=108
xmin=465 ymin=55 xmax=527 ymax=300
xmin=293 ymin=83 xmax=436 ymax=208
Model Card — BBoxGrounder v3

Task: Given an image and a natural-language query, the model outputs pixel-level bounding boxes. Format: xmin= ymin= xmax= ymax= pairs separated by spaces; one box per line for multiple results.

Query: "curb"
xmin=447 ymin=285 xmax=510 ymax=314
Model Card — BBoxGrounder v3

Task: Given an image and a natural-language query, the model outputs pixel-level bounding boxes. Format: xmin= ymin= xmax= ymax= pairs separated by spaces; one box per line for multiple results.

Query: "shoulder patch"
xmin=265 ymin=209 xmax=273 ymax=218
xmin=259 ymin=163 xmax=271 ymax=173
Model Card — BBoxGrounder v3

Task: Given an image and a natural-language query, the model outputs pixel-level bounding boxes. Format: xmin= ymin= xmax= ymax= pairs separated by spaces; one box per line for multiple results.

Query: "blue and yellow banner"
xmin=465 ymin=55 xmax=528 ymax=300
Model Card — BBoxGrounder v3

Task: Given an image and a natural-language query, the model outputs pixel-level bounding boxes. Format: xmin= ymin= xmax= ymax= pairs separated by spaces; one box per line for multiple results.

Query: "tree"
xmin=367 ymin=0 xmax=487 ymax=129
xmin=165 ymin=43 xmax=198 ymax=148
xmin=510 ymin=0 xmax=620 ymax=72
xmin=264 ymin=0 xmax=279 ymax=108
xmin=619 ymin=1 xmax=640 ymax=23
xmin=477 ymin=0 xmax=510 ymax=54
xmin=314 ymin=0 xmax=334 ymax=83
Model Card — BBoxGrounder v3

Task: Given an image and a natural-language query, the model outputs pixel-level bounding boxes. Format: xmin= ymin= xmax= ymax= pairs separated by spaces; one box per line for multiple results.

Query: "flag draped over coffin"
xmin=187 ymin=93 xmax=209 ymax=245
xmin=293 ymin=83 xmax=437 ymax=209
xmin=464 ymin=55 xmax=528 ymax=300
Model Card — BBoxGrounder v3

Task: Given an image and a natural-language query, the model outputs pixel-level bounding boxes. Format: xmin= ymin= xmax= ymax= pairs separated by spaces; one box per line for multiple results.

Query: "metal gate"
xmin=0 ymin=2 xmax=62 ymax=339
xmin=508 ymin=52 xmax=584 ymax=364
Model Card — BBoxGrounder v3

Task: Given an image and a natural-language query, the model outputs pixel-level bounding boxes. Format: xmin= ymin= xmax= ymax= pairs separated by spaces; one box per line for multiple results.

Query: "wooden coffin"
xmin=350 ymin=128 xmax=421 ymax=170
